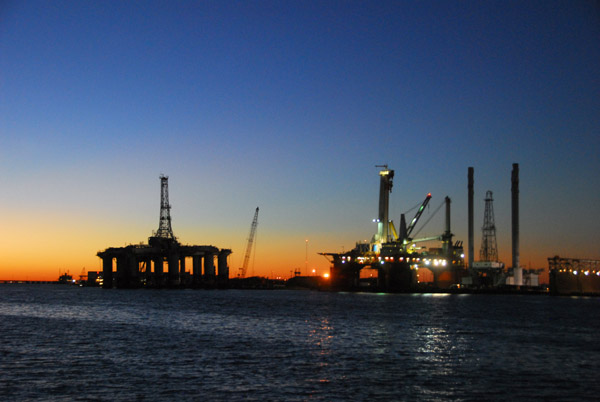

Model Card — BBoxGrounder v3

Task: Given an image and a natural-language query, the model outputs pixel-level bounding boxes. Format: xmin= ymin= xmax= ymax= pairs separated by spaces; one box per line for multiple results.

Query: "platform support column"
xmin=218 ymin=250 xmax=230 ymax=285
xmin=102 ymin=257 xmax=113 ymax=289
xmin=168 ymin=253 xmax=180 ymax=287
xmin=204 ymin=253 xmax=215 ymax=279
xmin=154 ymin=257 xmax=164 ymax=287
xmin=145 ymin=258 xmax=152 ymax=285
xmin=192 ymin=255 xmax=203 ymax=285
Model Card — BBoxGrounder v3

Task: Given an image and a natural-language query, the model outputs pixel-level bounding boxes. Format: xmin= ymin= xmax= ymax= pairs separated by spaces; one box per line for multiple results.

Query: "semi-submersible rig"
xmin=97 ymin=176 xmax=231 ymax=289
xmin=321 ymin=166 xmax=465 ymax=292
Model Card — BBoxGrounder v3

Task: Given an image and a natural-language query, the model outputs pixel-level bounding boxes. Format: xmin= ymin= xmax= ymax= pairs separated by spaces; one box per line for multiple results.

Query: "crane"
xmin=399 ymin=193 xmax=432 ymax=243
xmin=239 ymin=207 xmax=259 ymax=278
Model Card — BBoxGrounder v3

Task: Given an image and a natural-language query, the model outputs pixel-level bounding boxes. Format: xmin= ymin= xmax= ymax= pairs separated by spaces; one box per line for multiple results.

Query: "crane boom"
xmin=240 ymin=207 xmax=259 ymax=278
xmin=405 ymin=193 xmax=432 ymax=239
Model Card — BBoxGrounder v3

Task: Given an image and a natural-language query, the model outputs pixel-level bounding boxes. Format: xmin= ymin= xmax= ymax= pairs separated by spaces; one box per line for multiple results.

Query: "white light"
xmin=460 ymin=254 xmax=465 ymax=258
xmin=573 ymin=271 xmax=578 ymax=275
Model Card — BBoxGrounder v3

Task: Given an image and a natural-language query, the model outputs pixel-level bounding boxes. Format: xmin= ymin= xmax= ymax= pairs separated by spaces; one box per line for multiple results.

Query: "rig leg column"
xmin=218 ymin=250 xmax=230 ymax=286
xmin=130 ymin=256 xmax=140 ymax=288
xmin=102 ymin=257 xmax=113 ymax=289
xmin=180 ymin=256 xmax=187 ymax=286
xmin=145 ymin=258 xmax=152 ymax=286
xmin=154 ymin=257 xmax=164 ymax=287
xmin=116 ymin=256 xmax=128 ymax=288
xmin=168 ymin=253 xmax=180 ymax=287
xmin=192 ymin=255 xmax=202 ymax=285
xmin=204 ymin=253 xmax=215 ymax=285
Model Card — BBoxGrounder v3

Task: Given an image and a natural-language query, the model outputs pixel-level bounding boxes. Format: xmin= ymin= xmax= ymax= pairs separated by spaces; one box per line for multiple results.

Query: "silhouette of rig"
xmin=97 ymin=175 xmax=231 ymax=289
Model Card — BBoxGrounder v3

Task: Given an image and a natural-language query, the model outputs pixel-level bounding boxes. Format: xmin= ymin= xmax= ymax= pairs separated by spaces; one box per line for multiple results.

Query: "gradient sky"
xmin=1 ymin=1 xmax=599 ymax=281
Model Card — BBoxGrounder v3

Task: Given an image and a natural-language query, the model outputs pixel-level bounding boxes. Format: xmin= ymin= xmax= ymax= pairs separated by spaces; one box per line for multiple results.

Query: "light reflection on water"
xmin=0 ymin=285 xmax=599 ymax=401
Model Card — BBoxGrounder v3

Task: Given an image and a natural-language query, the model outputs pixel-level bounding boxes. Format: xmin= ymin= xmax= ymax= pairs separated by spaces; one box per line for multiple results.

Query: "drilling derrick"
xmin=155 ymin=175 xmax=175 ymax=240
xmin=239 ymin=207 xmax=259 ymax=278
xmin=479 ymin=191 xmax=498 ymax=262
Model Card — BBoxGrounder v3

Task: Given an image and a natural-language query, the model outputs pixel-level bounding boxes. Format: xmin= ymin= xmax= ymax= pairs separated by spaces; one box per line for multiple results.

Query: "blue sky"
xmin=1 ymin=1 xmax=599 ymax=279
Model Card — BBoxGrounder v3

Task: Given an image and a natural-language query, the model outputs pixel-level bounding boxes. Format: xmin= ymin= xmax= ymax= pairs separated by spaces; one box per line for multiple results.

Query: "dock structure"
xmin=97 ymin=176 xmax=231 ymax=289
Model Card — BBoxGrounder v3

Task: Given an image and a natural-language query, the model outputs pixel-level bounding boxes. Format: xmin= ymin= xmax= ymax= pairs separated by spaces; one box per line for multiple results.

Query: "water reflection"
xmin=306 ymin=316 xmax=334 ymax=386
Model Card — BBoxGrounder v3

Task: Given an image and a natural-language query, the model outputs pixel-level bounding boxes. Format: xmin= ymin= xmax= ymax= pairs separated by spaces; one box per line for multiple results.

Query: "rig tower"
xmin=376 ymin=165 xmax=394 ymax=246
xmin=155 ymin=175 xmax=175 ymax=240
xmin=479 ymin=191 xmax=499 ymax=262
xmin=468 ymin=167 xmax=474 ymax=268
xmin=512 ymin=163 xmax=522 ymax=285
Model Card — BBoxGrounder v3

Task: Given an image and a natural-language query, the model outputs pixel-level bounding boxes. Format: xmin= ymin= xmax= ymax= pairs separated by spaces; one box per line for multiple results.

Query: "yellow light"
xmin=323 ymin=273 xmax=330 ymax=278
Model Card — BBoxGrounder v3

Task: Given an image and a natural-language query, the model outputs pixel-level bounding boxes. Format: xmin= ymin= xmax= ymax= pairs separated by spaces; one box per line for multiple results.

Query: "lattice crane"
xmin=239 ymin=207 xmax=259 ymax=278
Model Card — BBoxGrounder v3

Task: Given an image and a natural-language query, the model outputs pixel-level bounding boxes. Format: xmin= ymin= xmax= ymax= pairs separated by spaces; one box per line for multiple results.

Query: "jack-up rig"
xmin=467 ymin=190 xmax=507 ymax=287
xmin=320 ymin=165 xmax=466 ymax=292
xmin=97 ymin=175 xmax=232 ymax=289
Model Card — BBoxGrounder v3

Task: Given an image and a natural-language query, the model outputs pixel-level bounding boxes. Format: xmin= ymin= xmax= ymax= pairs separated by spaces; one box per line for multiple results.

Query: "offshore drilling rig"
xmin=321 ymin=166 xmax=465 ymax=292
xmin=97 ymin=175 xmax=231 ymax=289
xmin=467 ymin=190 xmax=506 ymax=287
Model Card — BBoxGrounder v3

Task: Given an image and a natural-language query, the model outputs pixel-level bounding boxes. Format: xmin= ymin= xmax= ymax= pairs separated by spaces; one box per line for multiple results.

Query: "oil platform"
xmin=466 ymin=190 xmax=507 ymax=287
xmin=321 ymin=166 xmax=466 ymax=292
xmin=97 ymin=175 xmax=231 ymax=289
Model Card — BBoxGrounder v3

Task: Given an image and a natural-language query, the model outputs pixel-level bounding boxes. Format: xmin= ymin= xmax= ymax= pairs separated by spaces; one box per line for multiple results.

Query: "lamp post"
xmin=305 ymin=239 xmax=308 ymax=276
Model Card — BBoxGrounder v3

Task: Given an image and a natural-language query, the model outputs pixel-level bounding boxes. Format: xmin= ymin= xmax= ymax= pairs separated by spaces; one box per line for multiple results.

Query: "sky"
xmin=1 ymin=0 xmax=599 ymax=281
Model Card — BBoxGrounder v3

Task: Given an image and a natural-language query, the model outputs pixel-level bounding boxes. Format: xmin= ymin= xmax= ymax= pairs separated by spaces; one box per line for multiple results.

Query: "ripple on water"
xmin=0 ymin=286 xmax=599 ymax=400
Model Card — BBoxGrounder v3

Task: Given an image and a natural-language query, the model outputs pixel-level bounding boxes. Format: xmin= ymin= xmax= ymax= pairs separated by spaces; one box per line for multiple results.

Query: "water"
xmin=0 ymin=285 xmax=598 ymax=401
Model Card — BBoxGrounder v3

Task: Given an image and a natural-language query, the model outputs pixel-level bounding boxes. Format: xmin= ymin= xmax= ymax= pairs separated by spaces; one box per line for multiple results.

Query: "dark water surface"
xmin=0 ymin=285 xmax=598 ymax=401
